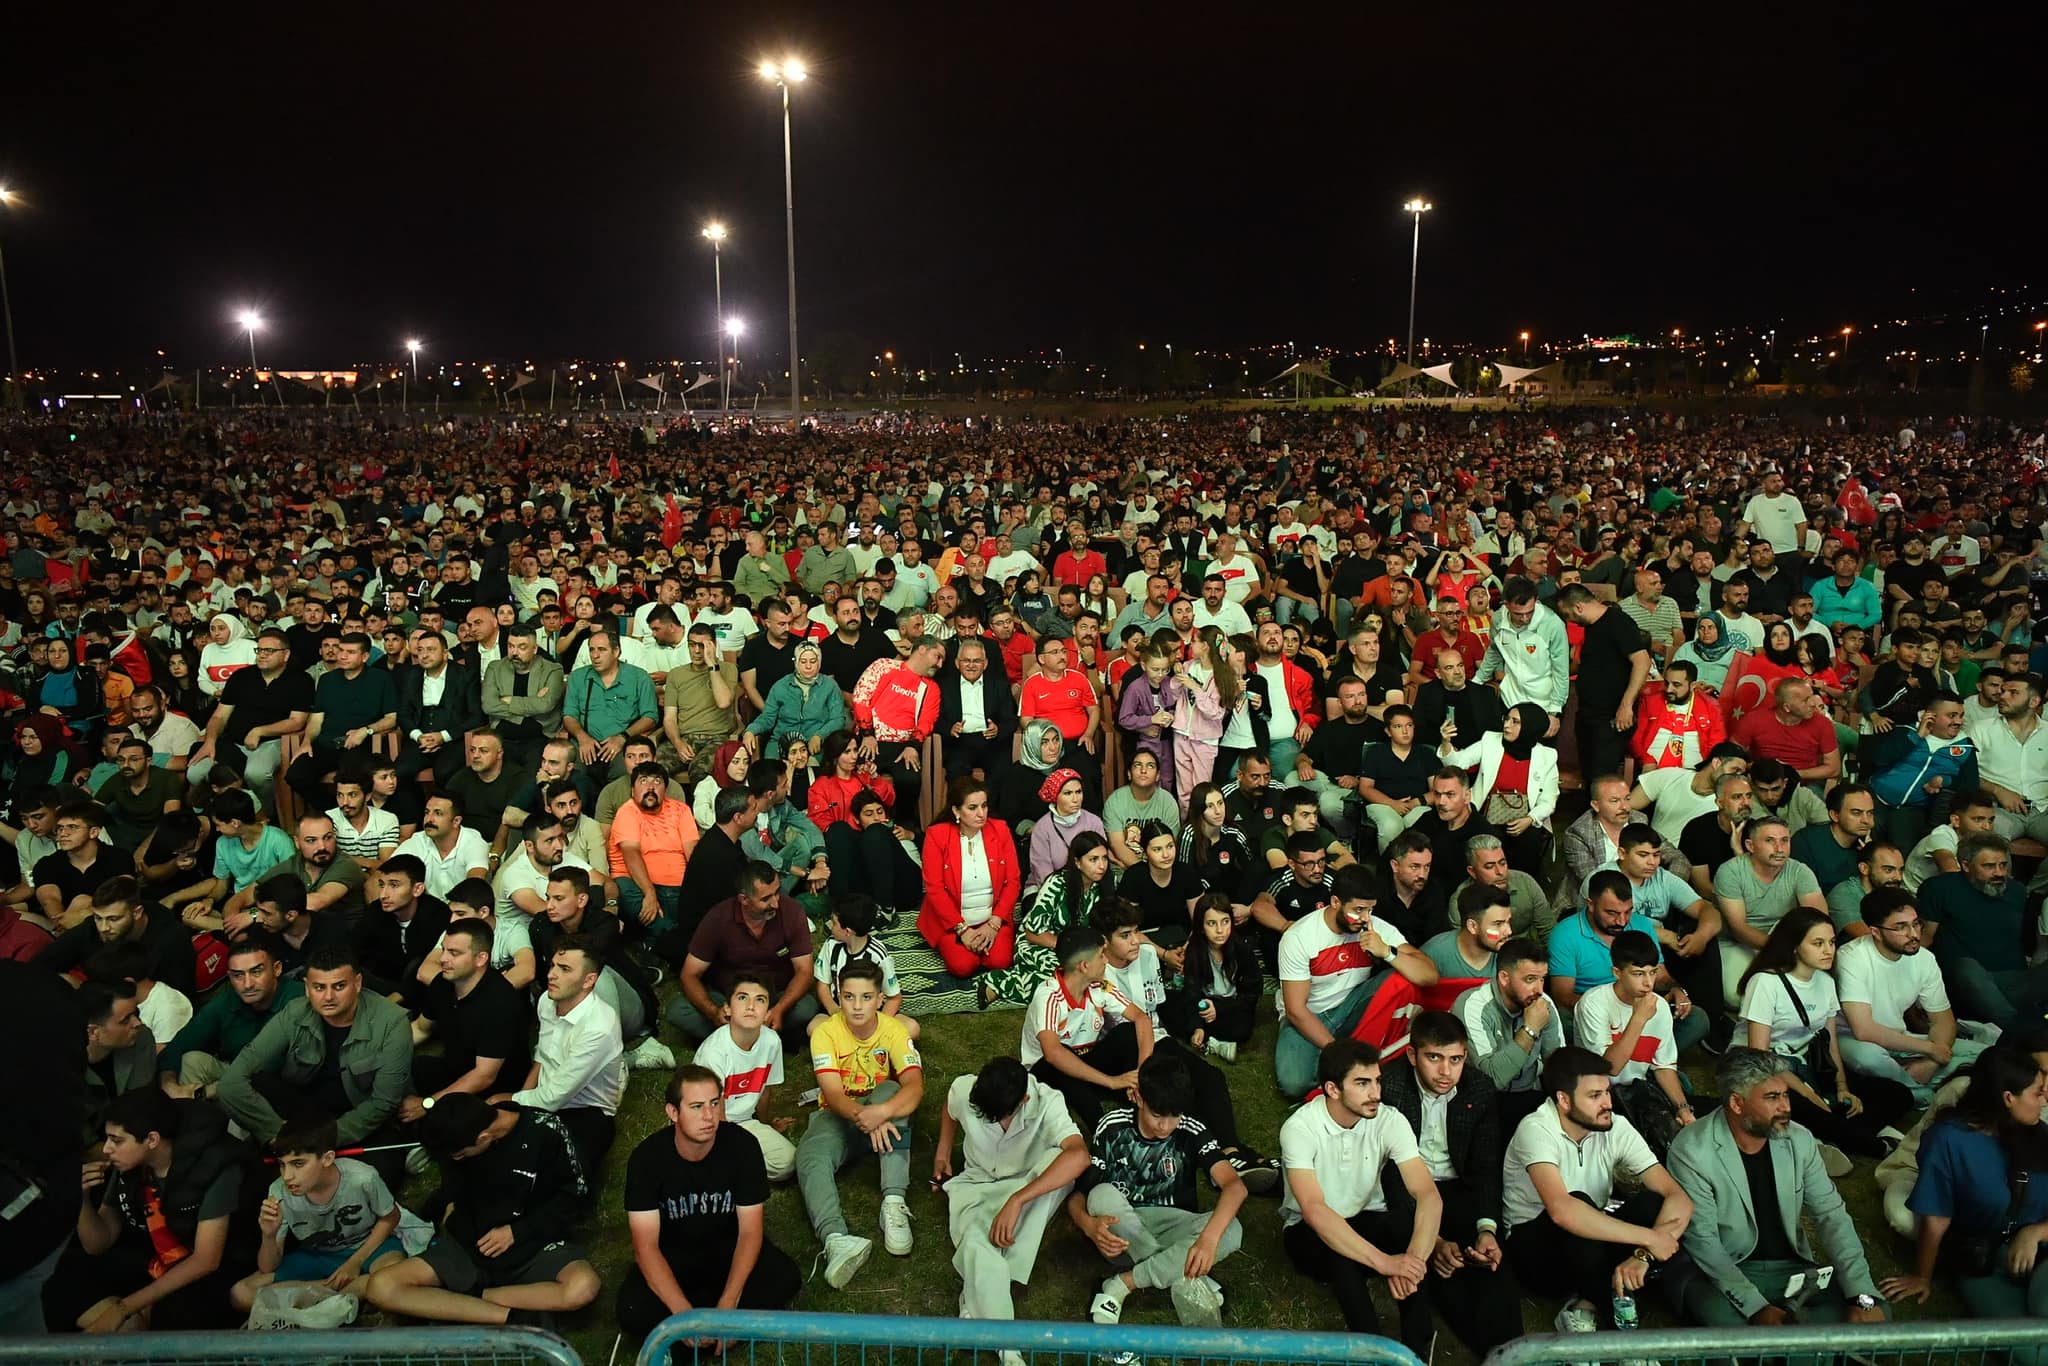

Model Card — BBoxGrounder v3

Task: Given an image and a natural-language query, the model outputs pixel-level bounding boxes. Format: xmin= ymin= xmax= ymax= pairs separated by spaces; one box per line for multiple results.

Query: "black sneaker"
xmin=1227 ymin=1150 xmax=1280 ymax=1195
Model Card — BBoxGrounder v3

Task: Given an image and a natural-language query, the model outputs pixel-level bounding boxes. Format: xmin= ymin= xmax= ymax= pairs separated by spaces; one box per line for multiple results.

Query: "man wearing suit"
xmin=1376 ymin=1011 xmax=1525 ymax=1354
xmin=394 ymin=629 xmax=483 ymax=786
xmin=481 ymin=621 xmax=565 ymax=775
xmin=938 ymin=636 xmax=1018 ymax=783
xmin=1665 ymin=1048 xmax=1887 ymax=1327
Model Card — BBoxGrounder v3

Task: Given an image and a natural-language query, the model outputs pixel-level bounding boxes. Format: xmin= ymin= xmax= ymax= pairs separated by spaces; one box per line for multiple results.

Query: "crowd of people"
xmin=4 ymin=401 xmax=2048 ymax=1357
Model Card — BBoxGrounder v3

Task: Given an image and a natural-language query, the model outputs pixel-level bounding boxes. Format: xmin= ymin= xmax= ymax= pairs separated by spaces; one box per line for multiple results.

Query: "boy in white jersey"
xmin=690 ymin=973 xmax=795 ymax=1180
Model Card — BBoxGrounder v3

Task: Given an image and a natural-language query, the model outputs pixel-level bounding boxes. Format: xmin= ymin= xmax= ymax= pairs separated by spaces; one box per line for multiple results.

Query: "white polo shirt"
xmin=1833 ymin=934 xmax=1949 ymax=1034
xmin=1279 ymin=1098 xmax=1419 ymax=1225
xmin=1968 ymin=716 xmax=2048 ymax=811
xmin=393 ymin=826 xmax=491 ymax=900
xmin=1501 ymin=1103 xmax=1657 ymax=1228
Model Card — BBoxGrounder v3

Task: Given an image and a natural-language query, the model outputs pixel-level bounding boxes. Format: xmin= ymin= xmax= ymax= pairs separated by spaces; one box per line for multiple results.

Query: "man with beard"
xmin=38 ymin=874 xmax=198 ymax=994
xmin=445 ymin=730 xmax=520 ymax=862
xmin=1631 ymin=660 xmax=1728 ymax=774
xmin=1921 ymin=832 xmax=2048 ymax=1032
xmin=391 ymin=795 xmax=491 ymax=902
xmin=1500 ymin=1047 xmax=1693 ymax=1335
xmin=1826 ymin=839 xmax=1907 ymax=929
xmin=1453 ymin=936 xmax=1566 ymax=1129
xmin=610 ymin=761 xmax=701 ymax=947
xmin=1835 ymin=887 xmax=1986 ymax=1106
xmin=819 ymin=595 xmax=894 ymax=698
xmin=738 ymin=598 xmax=801 ymax=712
xmin=219 ymin=941 xmax=414 ymax=1151
xmin=400 ymin=919 xmax=530 ymax=1124
xmin=481 ymin=622 xmax=564 ymax=776
xmin=158 ymin=931 xmax=304 ymax=1098
xmin=1410 ymin=647 xmax=1505 ymax=759
xmin=1664 ymin=1048 xmax=1886 ymax=1327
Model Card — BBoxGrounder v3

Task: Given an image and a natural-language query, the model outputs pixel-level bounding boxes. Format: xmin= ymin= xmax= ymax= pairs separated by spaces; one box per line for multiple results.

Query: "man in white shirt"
xmin=1500 ymin=1047 xmax=1693 ymax=1333
xmin=1571 ymin=930 xmax=1695 ymax=1142
xmin=1275 ymin=865 xmax=1438 ymax=1099
xmin=127 ymin=687 xmax=202 ymax=775
xmin=1902 ymin=789 xmax=1998 ymax=891
xmin=932 ymin=1056 xmax=1089 ymax=1330
xmin=1835 ymin=887 xmax=1987 ymax=1105
xmin=1969 ymin=672 xmax=2048 ymax=845
xmin=1631 ymin=745 xmax=1749 ymax=849
xmin=1277 ymin=1038 xmax=1443 ymax=1352
xmin=693 ymin=582 xmax=760 ymax=657
xmin=1741 ymin=470 xmax=1807 ymax=556
xmin=392 ymin=794 xmax=491 ymax=900
xmin=512 ymin=938 xmax=625 ymax=1172
xmin=622 ymin=607 xmax=692 ymax=688
xmin=1189 ymin=575 xmax=1253 ymax=637
xmin=494 ymin=810 xmax=597 ymax=922
xmin=1202 ymin=533 xmax=1261 ymax=604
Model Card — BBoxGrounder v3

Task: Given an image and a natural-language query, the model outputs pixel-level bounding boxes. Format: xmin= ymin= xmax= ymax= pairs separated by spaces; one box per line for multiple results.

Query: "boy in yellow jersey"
xmin=799 ymin=958 xmax=925 ymax=1289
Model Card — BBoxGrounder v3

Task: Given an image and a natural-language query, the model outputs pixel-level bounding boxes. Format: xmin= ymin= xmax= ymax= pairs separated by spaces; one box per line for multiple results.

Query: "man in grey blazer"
xmin=482 ymin=622 xmax=565 ymax=774
xmin=1665 ymin=1047 xmax=1888 ymax=1326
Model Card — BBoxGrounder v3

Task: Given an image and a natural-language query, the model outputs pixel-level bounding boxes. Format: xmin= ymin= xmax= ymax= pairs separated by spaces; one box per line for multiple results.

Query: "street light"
xmin=1982 ymin=323 xmax=1991 ymax=363
xmin=237 ymin=309 xmax=272 ymax=405
xmin=404 ymin=338 xmax=422 ymax=410
xmin=701 ymin=222 xmax=729 ymax=420
xmin=725 ymin=318 xmax=745 ymax=406
xmin=759 ymin=57 xmax=808 ymax=425
xmin=0 ymin=185 xmax=18 ymax=409
xmin=1519 ymin=330 xmax=1531 ymax=358
xmin=1402 ymin=198 xmax=1431 ymax=399
xmin=1841 ymin=325 xmax=1853 ymax=357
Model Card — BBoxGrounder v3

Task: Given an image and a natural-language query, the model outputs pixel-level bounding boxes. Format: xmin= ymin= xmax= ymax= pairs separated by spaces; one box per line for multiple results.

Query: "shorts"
xmin=274 ymin=1237 xmax=409 ymax=1282
xmin=417 ymin=1236 xmax=590 ymax=1294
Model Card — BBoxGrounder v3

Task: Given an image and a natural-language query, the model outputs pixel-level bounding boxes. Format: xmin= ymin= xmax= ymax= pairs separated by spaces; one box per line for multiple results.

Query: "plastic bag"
xmin=244 ymin=1282 xmax=360 ymax=1332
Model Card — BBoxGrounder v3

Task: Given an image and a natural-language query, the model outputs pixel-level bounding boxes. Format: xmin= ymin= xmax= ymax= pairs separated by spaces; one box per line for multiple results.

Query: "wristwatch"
xmin=1851 ymin=1293 xmax=1878 ymax=1311
xmin=420 ymin=1096 xmax=436 ymax=1111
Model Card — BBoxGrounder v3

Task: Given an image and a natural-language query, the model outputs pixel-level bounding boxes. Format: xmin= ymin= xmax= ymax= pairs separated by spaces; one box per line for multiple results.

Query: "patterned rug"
xmin=877 ymin=914 xmax=1001 ymax=1016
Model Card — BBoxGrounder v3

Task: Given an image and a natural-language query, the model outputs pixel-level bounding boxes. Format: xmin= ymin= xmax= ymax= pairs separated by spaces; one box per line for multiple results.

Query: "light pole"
xmin=701 ymin=223 xmax=728 ymax=420
xmin=759 ymin=57 xmax=807 ymax=425
xmin=1841 ymin=326 xmax=1853 ymax=357
xmin=405 ymin=339 xmax=422 ymax=411
xmin=726 ymin=318 xmax=745 ymax=408
xmin=237 ymin=309 xmax=271 ymax=406
xmin=1519 ymin=330 xmax=1530 ymax=359
xmin=1402 ymin=198 xmax=1431 ymax=399
xmin=1982 ymin=323 xmax=1991 ymax=363
xmin=0 ymin=186 xmax=19 ymax=410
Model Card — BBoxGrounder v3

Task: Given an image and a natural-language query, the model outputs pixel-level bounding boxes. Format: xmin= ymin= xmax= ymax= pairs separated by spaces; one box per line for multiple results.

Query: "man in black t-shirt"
xmin=401 ymin=919 xmax=530 ymax=1118
xmin=617 ymin=1064 xmax=800 ymax=1347
xmin=1557 ymin=584 xmax=1651 ymax=786
xmin=33 ymin=800 xmax=136 ymax=930
xmin=38 ymin=874 xmax=196 ymax=995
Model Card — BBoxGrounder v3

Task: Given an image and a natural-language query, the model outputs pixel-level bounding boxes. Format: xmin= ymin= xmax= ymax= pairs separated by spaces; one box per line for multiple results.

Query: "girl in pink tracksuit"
xmin=1172 ymin=629 xmax=1238 ymax=809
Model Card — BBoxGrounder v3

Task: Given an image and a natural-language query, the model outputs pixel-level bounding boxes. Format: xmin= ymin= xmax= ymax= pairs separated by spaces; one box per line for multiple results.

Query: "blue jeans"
xmin=1276 ymin=975 xmax=1379 ymax=1098
xmin=1946 ymin=957 xmax=2048 ymax=1033
xmin=0 ymin=1237 xmax=66 ymax=1334
xmin=1267 ymin=736 xmax=1302 ymax=784
xmin=616 ymin=881 xmax=683 ymax=937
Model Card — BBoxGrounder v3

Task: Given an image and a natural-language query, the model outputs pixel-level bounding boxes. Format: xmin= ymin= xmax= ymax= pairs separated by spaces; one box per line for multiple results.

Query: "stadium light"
xmin=1402 ymin=198 xmax=1432 ymax=399
xmin=0 ymin=186 xmax=18 ymax=409
xmin=703 ymin=223 xmax=729 ymax=418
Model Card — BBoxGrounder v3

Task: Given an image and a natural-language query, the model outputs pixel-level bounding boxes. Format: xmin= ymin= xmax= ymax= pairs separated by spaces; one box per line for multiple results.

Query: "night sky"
xmin=4 ymin=3 xmax=2042 ymax=372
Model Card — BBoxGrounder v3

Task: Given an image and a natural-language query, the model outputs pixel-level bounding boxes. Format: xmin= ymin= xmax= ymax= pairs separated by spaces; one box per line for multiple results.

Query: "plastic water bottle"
xmin=1611 ymin=1293 xmax=1639 ymax=1330
xmin=1196 ymin=998 xmax=1212 ymax=1015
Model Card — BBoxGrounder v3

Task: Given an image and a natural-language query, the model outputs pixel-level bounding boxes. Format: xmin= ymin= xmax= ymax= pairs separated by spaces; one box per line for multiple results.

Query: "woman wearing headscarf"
xmin=1672 ymin=610 xmax=1737 ymax=690
xmin=25 ymin=638 xmax=102 ymax=737
xmin=8 ymin=714 xmax=71 ymax=819
xmin=1440 ymin=699 xmax=1558 ymax=871
xmin=745 ymin=640 xmax=846 ymax=761
xmin=1024 ymin=765 xmax=1107 ymax=896
xmin=197 ymin=613 xmax=256 ymax=698
xmin=690 ymin=739 xmax=752 ymax=830
xmin=997 ymin=717 xmax=1064 ymax=833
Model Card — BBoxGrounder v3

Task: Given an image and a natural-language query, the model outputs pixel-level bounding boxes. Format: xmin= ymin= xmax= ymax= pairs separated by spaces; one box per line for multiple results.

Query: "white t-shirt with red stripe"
xmin=691 ymin=1024 xmax=785 ymax=1124
xmin=1021 ymin=975 xmax=1133 ymax=1066
xmin=1570 ymin=984 xmax=1676 ymax=1085
xmin=1276 ymin=913 xmax=1410 ymax=1020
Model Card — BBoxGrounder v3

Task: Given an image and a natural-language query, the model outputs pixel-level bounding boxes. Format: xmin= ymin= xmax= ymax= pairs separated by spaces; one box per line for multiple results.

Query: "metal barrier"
xmin=637 ymin=1308 xmax=1422 ymax=1366
xmin=1480 ymin=1318 xmax=2048 ymax=1366
xmin=0 ymin=1327 xmax=583 ymax=1366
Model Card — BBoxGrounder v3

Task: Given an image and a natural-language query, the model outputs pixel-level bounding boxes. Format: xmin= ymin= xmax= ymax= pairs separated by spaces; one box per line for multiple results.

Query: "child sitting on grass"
xmin=692 ymin=972 xmax=798 ymax=1181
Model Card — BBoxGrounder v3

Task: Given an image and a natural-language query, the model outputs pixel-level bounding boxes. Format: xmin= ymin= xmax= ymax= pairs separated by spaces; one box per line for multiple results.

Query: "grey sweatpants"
xmin=1085 ymin=1183 xmax=1242 ymax=1289
xmin=796 ymin=1079 xmax=913 ymax=1241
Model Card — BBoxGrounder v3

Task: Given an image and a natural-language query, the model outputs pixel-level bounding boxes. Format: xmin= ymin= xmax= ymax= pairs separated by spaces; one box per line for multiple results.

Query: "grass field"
xmin=468 ymin=982 xmax=1960 ymax=1366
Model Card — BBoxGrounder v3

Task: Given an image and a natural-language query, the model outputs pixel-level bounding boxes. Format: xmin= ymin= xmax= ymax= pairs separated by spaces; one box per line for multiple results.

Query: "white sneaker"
xmin=880 ymin=1194 xmax=914 ymax=1255
xmin=628 ymin=1037 xmax=677 ymax=1071
xmin=1089 ymin=1277 xmax=1130 ymax=1325
xmin=1170 ymin=1274 xmax=1223 ymax=1327
xmin=822 ymin=1232 xmax=872 ymax=1288
xmin=404 ymin=1143 xmax=433 ymax=1176
xmin=1205 ymin=1038 xmax=1238 ymax=1063
xmin=999 ymin=1354 xmax=1026 ymax=1366
xmin=1554 ymin=1299 xmax=1599 ymax=1334
xmin=1820 ymin=1143 xmax=1854 ymax=1179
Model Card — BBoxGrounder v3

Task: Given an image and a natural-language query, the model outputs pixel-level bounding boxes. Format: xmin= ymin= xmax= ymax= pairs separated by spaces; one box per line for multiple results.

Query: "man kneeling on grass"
xmin=364 ymin=1092 xmax=599 ymax=1327
xmin=1068 ymin=1052 xmax=1247 ymax=1328
xmin=619 ymin=1064 xmax=800 ymax=1357
xmin=231 ymin=1114 xmax=431 ymax=1312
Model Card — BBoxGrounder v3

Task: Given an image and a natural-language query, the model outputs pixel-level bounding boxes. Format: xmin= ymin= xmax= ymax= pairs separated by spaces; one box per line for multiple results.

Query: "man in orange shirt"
xmin=609 ymin=761 xmax=701 ymax=948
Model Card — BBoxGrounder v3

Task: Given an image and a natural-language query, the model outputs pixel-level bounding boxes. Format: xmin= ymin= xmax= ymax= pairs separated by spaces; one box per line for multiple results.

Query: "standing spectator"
xmin=1556 ymin=584 xmax=1653 ymax=786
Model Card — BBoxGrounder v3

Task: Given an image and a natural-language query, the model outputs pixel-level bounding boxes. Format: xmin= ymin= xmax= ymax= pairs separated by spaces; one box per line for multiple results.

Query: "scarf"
xmin=1690 ymin=612 xmax=1735 ymax=664
xmin=1502 ymin=702 xmax=1549 ymax=761
xmin=1019 ymin=718 xmax=1064 ymax=774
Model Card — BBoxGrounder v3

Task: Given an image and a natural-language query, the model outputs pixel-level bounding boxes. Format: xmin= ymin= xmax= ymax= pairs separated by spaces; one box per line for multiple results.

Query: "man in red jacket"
xmin=1631 ymin=661 xmax=1728 ymax=772
xmin=852 ymin=637 xmax=945 ymax=826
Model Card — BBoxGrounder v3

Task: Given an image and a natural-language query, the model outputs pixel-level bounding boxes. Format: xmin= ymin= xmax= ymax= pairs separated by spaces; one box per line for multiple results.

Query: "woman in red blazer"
xmin=919 ymin=774 xmax=1021 ymax=978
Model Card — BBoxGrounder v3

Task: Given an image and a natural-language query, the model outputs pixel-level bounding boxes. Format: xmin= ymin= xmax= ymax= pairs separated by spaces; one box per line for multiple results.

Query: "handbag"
xmin=1948 ymin=1168 xmax=2032 ymax=1280
xmin=1776 ymin=972 xmax=1838 ymax=1096
xmin=1484 ymin=787 xmax=1532 ymax=828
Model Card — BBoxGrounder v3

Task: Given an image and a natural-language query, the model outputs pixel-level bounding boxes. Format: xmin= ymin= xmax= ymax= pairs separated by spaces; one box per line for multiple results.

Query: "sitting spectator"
xmin=918 ymin=776 xmax=1022 ymax=979
xmin=747 ymin=639 xmax=846 ymax=761
xmin=609 ymin=761 xmax=701 ymax=950
xmin=1665 ymin=1048 xmax=1888 ymax=1327
xmin=1836 ymin=887 xmax=1989 ymax=1105
xmin=1867 ymin=692 xmax=1978 ymax=851
xmin=511 ymin=938 xmax=626 ymax=1172
xmin=671 ymin=860 xmax=820 ymax=1044
xmin=812 ymin=892 xmax=912 ymax=1036
xmin=39 ymin=873 xmax=197 ymax=995
xmin=1438 ymin=700 xmax=1558 ymax=873
xmin=1879 ymin=1045 xmax=2048 ymax=1321
xmin=1026 ymin=766 xmax=1108 ymax=895
xmin=1922 ymin=831 xmax=2048 ymax=1031
xmin=401 ymin=919 xmax=532 ymax=1126
xmin=982 ymin=831 xmax=1114 ymax=1008
xmin=1573 ymin=929 xmax=1697 ymax=1154
xmin=360 ymin=853 xmax=450 ymax=990
xmin=390 ymin=795 xmax=487 ymax=904
xmin=691 ymin=973 xmax=799 ymax=1182
xmin=94 ymin=734 xmax=183 ymax=851
xmin=931 ymin=1054 xmax=1091 ymax=1330
xmin=51 ymin=1090 xmax=250 ymax=1331
xmin=1453 ymin=833 xmax=1556 ymax=945
xmin=1072 ymin=1052 xmax=1247 ymax=1329
xmin=34 ymin=799 xmax=135 ymax=930
xmin=327 ymin=769 xmax=399 ymax=870
xmin=738 ymin=759 xmax=828 ymax=898
xmin=218 ymin=941 xmax=413 ymax=1154
xmin=1714 ymin=814 xmax=1828 ymax=1007
xmin=283 ymin=631 xmax=399 ymax=810
xmin=1162 ymin=891 xmax=1262 ymax=1063
xmin=563 ymin=628 xmax=660 ymax=783
xmin=86 ymin=943 xmax=191 ymax=1054
xmin=616 ymin=1064 xmax=800 ymax=1352
xmin=1421 ymin=883 xmax=1516 ymax=980
xmin=1102 ymin=751 xmax=1179 ymax=870
xmin=1275 ymin=864 xmax=1438 ymax=1099
xmin=1903 ymin=787 xmax=1998 ymax=893
xmin=1499 ymin=1046 xmax=1694 ymax=1334
xmin=660 ymin=623 xmax=741 ymax=784
xmin=80 ymin=977 xmax=156 ymax=1134
xmin=158 ymin=932 xmax=303 ymax=1099
xmin=1789 ymin=782 xmax=1877 ymax=895
xmin=1356 ymin=703 xmax=1435 ymax=854
xmin=1454 ymin=936 xmax=1567 ymax=1130
xmin=1738 ymin=909 xmax=1915 ymax=1165
xmin=365 ymin=1092 xmax=600 ymax=1327
xmin=800 ymin=959 xmax=924 ymax=1288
